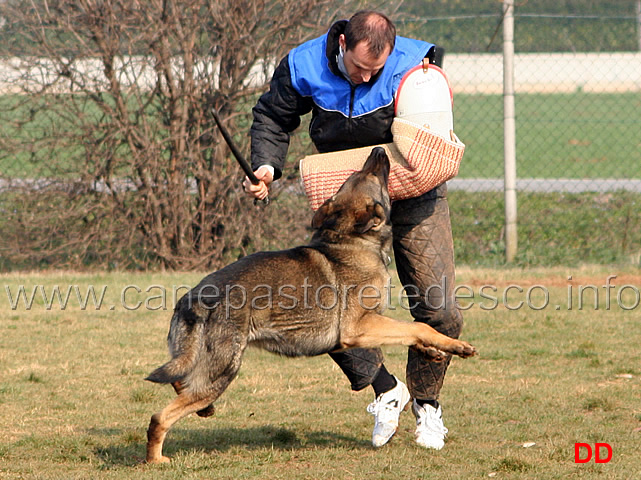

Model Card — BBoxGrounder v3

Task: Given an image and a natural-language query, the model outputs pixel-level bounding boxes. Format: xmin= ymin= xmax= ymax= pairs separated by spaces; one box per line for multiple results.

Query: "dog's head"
xmin=311 ymin=147 xmax=391 ymax=237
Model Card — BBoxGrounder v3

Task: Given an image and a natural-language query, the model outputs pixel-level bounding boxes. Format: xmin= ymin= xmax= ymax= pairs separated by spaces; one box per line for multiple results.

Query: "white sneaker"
xmin=412 ymin=400 xmax=448 ymax=450
xmin=366 ymin=377 xmax=411 ymax=447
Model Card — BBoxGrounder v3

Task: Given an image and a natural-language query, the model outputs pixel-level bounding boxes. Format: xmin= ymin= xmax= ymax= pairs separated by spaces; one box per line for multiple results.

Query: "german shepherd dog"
xmin=145 ymin=147 xmax=476 ymax=463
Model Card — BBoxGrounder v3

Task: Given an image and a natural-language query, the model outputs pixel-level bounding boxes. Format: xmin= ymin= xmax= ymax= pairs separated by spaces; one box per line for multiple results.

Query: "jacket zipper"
xmin=348 ymin=85 xmax=356 ymax=132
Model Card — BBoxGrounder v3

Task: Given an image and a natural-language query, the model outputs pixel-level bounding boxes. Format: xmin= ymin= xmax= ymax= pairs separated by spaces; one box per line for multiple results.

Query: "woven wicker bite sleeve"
xmin=299 ymin=119 xmax=465 ymax=211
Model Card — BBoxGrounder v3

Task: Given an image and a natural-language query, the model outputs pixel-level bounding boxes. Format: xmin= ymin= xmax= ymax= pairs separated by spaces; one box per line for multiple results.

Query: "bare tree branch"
xmin=0 ymin=0 xmax=362 ymax=270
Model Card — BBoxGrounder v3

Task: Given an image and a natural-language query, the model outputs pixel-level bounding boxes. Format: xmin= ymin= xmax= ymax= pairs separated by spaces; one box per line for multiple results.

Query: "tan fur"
xmin=145 ymin=147 xmax=476 ymax=463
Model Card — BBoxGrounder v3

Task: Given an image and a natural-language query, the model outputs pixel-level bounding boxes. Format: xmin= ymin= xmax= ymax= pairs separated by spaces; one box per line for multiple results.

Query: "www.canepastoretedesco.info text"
xmin=3 ymin=276 xmax=640 ymax=312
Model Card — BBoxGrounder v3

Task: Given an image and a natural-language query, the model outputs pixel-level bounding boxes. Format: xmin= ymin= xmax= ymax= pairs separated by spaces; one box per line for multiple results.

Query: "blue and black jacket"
xmin=250 ymin=20 xmax=442 ymax=179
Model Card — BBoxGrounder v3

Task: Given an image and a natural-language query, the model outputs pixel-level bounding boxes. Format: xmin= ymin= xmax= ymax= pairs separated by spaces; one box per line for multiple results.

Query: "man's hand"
xmin=242 ymin=166 xmax=273 ymax=201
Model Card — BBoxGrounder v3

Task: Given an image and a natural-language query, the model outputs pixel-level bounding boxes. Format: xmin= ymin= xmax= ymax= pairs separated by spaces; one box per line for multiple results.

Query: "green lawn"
xmin=454 ymin=91 xmax=641 ymax=179
xmin=1 ymin=267 xmax=640 ymax=479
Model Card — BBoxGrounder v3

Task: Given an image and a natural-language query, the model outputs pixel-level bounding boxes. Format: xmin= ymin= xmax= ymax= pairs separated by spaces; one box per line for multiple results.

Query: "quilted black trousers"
xmin=328 ymin=183 xmax=463 ymax=401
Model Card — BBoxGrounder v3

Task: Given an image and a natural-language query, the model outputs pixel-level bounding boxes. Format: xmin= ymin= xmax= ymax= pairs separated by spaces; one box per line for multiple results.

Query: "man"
xmin=243 ymin=10 xmax=462 ymax=450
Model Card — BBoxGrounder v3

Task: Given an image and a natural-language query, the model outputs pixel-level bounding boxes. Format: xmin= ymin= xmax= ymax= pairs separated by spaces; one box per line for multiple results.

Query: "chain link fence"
xmin=399 ymin=2 xmax=641 ymax=266
xmin=0 ymin=1 xmax=639 ymax=269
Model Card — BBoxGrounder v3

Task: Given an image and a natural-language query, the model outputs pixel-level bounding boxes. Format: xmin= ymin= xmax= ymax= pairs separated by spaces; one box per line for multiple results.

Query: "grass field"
xmin=1 ymin=267 xmax=640 ymax=479
xmin=454 ymin=92 xmax=641 ymax=180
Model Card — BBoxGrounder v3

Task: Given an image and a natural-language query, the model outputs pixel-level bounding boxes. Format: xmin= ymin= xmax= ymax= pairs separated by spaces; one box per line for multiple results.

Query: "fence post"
xmin=503 ymin=0 xmax=518 ymax=262
xmin=637 ymin=0 xmax=641 ymax=51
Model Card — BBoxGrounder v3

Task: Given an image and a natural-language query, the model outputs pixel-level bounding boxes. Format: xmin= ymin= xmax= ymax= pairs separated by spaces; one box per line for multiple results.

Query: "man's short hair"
xmin=344 ymin=10 xmax=396 ymax=57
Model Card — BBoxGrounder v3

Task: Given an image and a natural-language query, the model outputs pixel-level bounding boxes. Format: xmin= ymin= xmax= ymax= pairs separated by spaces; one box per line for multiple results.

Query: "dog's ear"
xmin=311 ymin=198 xmax=336 ymax=229
xmin=353 ymin=202 xmax=387 ymax=233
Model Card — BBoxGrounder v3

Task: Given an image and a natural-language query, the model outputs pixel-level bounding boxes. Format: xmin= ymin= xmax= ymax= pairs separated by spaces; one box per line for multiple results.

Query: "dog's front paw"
xmin=450 ymin=340 xmax=477 ymax=358
xmin=413 ymin=345 xmax=449 ymax=362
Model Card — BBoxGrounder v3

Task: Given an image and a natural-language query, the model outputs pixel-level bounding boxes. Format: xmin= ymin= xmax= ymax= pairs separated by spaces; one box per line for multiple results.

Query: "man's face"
xmin=339 ymin=35 xmax=391 ymax=85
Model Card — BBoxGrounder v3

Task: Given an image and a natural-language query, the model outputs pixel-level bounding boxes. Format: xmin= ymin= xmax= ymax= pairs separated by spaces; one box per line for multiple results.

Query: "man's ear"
xmin=353 ymin=202 xmax=387 ymax=233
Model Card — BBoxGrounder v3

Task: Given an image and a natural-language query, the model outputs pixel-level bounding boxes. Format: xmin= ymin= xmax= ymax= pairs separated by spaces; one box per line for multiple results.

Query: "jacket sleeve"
xmin=250 ymin=55 xmax=313 ymax=180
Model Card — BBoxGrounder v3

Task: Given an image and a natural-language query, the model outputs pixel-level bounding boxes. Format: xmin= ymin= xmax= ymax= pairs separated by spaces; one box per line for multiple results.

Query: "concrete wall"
xmin=445 ymin=52 xmax=641 ymax=94
xmin=1 ymin=52 xmax=640 ymax=94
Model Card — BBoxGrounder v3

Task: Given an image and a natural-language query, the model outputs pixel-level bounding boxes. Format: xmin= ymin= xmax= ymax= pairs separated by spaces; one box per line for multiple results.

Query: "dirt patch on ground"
xmin=456 ymin=267 xmax=641 ymax=289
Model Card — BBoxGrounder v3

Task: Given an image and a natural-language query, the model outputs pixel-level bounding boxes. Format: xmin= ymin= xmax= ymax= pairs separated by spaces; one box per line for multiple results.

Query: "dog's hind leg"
xmin=196 ymin=403 xmax=216 ymax=418
xmin=147 ymin=333 xmax=246 ymax=464
xmin=146 ymin=391 xmax=215 ymax=464
xmin=171 ymin=381 xmax=215 ymax=418
xmin=146 ymin=370 xmax=239 ymax=464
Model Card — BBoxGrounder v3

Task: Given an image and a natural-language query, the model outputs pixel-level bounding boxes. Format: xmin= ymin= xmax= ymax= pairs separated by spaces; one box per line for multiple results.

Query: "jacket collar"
xmin=325 ymin=20 xmax=346 ymax=77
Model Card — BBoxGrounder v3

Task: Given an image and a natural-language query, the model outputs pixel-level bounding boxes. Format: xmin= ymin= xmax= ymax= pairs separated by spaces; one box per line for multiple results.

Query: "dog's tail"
xmin=145 ymin=355 xmax=195 ymax=384
xmin=146 ymin=312 xmax=205 ymax=385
